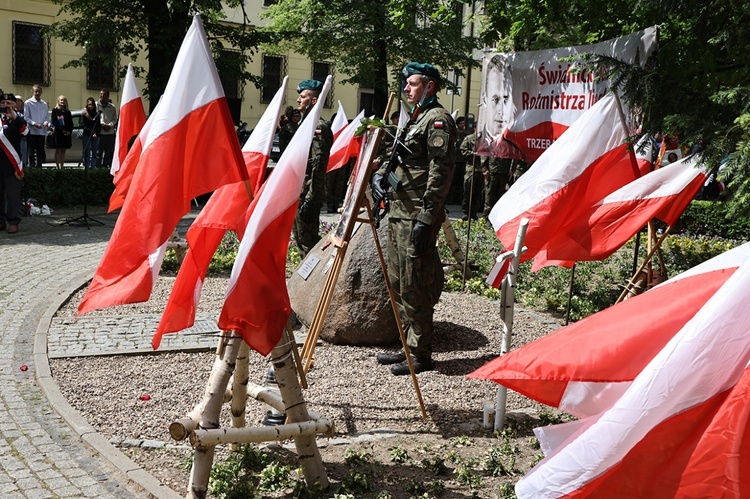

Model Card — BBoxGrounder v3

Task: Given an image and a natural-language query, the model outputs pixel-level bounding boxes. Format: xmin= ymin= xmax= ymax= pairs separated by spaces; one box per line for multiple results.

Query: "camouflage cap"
xmin=296 ymin=79 xmax=324 ymax=93
xmin=401 ymin=62 xmax=441 ymax=82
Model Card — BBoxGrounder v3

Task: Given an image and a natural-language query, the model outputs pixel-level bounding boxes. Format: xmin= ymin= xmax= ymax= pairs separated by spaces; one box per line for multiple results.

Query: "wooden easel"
xmin=298 ymin=97 xmax=428 ymax=420
xmin=617 ymin=222 xmax=672 ymax=303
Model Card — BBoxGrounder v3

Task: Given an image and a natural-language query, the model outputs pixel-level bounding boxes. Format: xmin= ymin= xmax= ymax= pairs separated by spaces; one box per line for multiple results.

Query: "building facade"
xmin=1 ymin=0 xmax=482 ymax=128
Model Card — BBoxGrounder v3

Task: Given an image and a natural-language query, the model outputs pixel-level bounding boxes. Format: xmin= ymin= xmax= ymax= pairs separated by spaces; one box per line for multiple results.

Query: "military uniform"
xmin=293 ymin=116 xmax=333 ymax=256
xmin=377 ymin=96 xmax=456 ymax=362
xmin=291 ymin=79 xmax=333 ymax=257
xmin=459 ymin=132 xmax=485 ymax=219
xmin=482 ymin=156 xmax=512 ymax=217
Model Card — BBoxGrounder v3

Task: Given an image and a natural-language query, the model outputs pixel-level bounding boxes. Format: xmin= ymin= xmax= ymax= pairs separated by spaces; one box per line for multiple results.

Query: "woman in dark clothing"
xmin=51 ymin=95 xmax=74 ymax=169
xmin=81 ymin=97 xmax=101 ymax=169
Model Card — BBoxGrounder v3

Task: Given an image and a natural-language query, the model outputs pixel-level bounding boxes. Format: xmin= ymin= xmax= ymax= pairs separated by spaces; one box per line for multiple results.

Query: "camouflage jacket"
xmin=377 ymin=101 xmax=456 ymax=225
xmin=300 ymin=117 xmax=333 ymax=205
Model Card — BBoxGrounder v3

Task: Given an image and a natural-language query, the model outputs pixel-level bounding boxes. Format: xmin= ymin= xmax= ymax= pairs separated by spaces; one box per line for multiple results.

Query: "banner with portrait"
xmin=477 ymin=27 xmax=658 ymax=163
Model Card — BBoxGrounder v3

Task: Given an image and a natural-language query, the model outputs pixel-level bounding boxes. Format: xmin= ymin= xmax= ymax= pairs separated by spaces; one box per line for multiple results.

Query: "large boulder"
xmin=288 ymin=220 xmax=398 ymax=346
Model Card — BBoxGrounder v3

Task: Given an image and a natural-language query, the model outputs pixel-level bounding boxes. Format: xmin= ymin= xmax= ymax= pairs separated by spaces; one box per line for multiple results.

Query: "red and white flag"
xmin=151 ymin=79 xmax=288 ymax=349
xmin=486 ymin=251 xmax=514 ymax=289
xmin=107 ymin=102 xmax=156 ymax=213
xmin=327 ymin=109 xmax=364 ymax=173
xmin=543 ymin=155 xmax=707 ymax=264
xmin=110 ymin=63 xmax=146 ymax=177
xmin=634 ymin=133 xmax=654 ymax=175
xmin=488 ymin=93 xmax=639 ymax=262
xmin=0 ymin=117 xmax=28 ymax=178
xmin=511 ymin=255 xmax=750 ymax=498
xmin=217 ymin=76 xmax=332 ymax=355
xmin=78 ymin=15 xmax=247 ymax=315
xmin=469 ymin=241 xmax=750 ymax=419
xmin=330 ymin=100 xmax=348 ymax=140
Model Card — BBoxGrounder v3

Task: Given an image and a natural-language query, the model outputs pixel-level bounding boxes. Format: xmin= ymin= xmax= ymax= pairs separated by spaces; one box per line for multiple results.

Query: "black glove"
xmin=298 ymin=200 xmax=315 ymax=224
xmin=410 ymin=221 xmax=431 ymax=255
xmin=371 ymin=173 xmax=386 ymax=207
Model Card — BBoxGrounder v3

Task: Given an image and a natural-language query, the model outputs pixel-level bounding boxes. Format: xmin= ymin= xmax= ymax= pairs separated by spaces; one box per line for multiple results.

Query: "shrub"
xmin=23 ymin=168 xmax=115 ymax=207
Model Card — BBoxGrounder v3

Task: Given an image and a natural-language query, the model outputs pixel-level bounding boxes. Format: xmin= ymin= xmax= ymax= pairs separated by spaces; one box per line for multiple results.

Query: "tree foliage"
xmin=481 ymin=0 xmax=750 ymax=215
xmin=262 ymin=0 xmax=479 ymax=115
xmin=47 ymin=0 xmax=274 ymax=112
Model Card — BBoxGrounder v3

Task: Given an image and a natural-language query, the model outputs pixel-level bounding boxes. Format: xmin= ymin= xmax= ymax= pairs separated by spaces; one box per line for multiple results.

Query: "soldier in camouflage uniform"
xmin=292 ymin=79 xmax=334 ymax=257
xmin=373 ymin=62 xmax=456 ymax=375
xmin=482 ymin=156 xmax=512 ymax=218
xmin=459 ymin=131 xmax=485 ymax=220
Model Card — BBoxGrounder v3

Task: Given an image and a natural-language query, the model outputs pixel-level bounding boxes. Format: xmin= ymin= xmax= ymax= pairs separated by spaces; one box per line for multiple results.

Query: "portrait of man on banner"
xmin=476 ymin=54 xmax=525 ymax=162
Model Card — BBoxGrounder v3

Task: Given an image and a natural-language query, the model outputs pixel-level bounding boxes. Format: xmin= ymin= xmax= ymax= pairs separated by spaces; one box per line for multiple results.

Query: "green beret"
xmin=402 ymin=62 xmax=441 ymax=82
xmin=296 ymin=79 xmax=324 ymax=93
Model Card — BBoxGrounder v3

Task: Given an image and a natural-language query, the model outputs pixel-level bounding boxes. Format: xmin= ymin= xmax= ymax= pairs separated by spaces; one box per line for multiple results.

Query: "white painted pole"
xmin=494 ymin=218 xmax=529 ymax=431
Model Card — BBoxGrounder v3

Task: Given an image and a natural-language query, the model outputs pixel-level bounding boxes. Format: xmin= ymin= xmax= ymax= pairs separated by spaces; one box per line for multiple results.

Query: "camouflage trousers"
xmin=483 ymin=158 xmax=511 ymax=216
xmin=293 ymin=207 xmax=321 ymax=258
xmin=386 ymin=218 xmax=444 ymax=359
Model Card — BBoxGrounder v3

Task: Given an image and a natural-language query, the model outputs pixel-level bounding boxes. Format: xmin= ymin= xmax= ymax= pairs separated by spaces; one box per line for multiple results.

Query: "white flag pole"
xmin=493 ymin=218 xmax=529 ymax=431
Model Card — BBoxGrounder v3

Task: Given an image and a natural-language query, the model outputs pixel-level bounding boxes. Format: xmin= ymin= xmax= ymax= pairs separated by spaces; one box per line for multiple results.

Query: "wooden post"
xmin=494 ymin=219 xmax=528 ymax=430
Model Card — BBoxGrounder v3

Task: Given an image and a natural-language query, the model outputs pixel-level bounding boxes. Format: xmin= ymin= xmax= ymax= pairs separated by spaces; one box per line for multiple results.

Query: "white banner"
xmin=477 ymin=27 xmax=658 ymax=162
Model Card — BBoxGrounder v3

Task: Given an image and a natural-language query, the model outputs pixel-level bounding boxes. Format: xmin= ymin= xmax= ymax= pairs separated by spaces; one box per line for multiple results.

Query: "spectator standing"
xmin=24 ymin=84 xmax=49 ymax=167
xmin=50 ymin=95 xmax=74 ymax=169
xmin=81 ymin=97 xmax=101 ymax=169
xmin=96 ymin=89 xmax=117 ymax=168
xmin=0 ymin=92 xmax=28 ymax=234
xmin=448 ymin=116 xmax=469 ymax=205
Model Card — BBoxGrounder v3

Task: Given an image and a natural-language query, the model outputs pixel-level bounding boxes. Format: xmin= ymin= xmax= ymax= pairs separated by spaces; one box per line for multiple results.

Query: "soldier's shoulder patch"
xmin=431 ymin=135 xmax=445 ymax=148
xmin=433 ymin=120 xmax=445 ymax=129
xmin=315 ymin=129 xmax=322 ymax=135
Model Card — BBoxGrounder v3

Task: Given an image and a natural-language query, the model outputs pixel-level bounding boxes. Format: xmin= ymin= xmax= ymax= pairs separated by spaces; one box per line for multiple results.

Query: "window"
xmin=13 ymin=22 xmax=50 ymax=85
xmin=312 ymin=61 xmax=333 ymax=108
xmin=87 ymin=47 xmax=118 ymax=91
xmin=217 ymin=49 xmax=242 ymax=99
xmin=261 ymin=55 xmax=285 ymax=104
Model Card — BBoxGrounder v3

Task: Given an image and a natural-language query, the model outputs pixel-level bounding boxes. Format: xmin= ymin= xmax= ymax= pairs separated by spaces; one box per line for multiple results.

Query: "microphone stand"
xmin=60 ymin=111 xmax=104 ymax=228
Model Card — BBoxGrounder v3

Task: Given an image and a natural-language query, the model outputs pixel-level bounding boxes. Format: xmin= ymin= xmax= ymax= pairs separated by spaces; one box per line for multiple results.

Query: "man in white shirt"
xmin=96 ymin=89 xmax=117 ymax=168
xmin=24 ymin=85 xmax=49 ymax=168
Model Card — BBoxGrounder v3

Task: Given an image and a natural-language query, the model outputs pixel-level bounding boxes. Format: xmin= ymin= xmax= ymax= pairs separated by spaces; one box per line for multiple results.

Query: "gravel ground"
xmin=51 ymin=275 xmax=565 ymax=498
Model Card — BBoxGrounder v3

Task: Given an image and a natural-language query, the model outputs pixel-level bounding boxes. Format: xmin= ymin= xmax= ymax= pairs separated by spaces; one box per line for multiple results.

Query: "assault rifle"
xmin=372 ymin=88 xmax=430 ymax=228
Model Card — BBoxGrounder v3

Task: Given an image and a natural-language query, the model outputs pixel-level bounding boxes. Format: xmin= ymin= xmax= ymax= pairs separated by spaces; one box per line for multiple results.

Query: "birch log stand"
xmin=171 ymin=328 xmax=332 ymax=499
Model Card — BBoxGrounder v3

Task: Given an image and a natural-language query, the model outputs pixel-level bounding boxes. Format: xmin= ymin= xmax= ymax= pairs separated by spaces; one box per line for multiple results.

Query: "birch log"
xmin=269 ymin=336 xmax=329 ymax=488
xmin=186 ymin=332 xmax=243 ymax=499
xmin=230 ymin=342 xmax=250 ymax=450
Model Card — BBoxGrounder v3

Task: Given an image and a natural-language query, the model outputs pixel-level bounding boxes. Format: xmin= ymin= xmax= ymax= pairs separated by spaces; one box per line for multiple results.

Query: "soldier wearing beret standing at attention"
xmin=372 ymin=62 xmax=456 ymax=375
xmin=293 ymin=79 xmax=333 ymax=258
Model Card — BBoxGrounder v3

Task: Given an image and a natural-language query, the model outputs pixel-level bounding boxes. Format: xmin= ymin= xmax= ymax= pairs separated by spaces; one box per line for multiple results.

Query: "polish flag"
xmin=330 ymin=100 xmax=348 ymax=140
xmin=327 ymin=110 xmax=364 ymax=172
xmin=217 ymin=76 xmax=332 ymax=355
xmin=486 ymin=251 xmax=514 ymax=289
xmin=469 ymin=241 xmax=750 ymax=419
xmin=151 ymin=79 xmax=288 ymax=349
xmin=634 ymin=133 xmax=654 ymax=175
xmin=488 ymin=93 xmax=639 ymax=262
xmin=544 ymin=155 xmax=707 ymax=263
xmin=78 ymin=15 xmax=247 ymax=315
xmin=110 ymin=63 xmax=146 ymax=177
xmin=241 ymin=76 xmax=288 ymax=193
xmin=512 ymin=255 xmax=750 ymax=498
xmin=107 ymin=102 xmax=155 ymax=213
